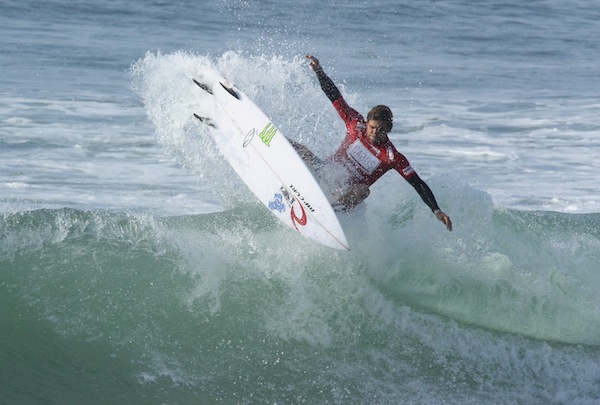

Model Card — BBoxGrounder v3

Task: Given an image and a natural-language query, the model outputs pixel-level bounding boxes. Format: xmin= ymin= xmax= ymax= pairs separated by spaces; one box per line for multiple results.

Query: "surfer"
xmin=294 ymin=54 xmax=452 ymax=231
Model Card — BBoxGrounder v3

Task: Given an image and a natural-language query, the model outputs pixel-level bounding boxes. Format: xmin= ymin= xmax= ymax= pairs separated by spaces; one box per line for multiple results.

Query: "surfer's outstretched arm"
xmin=406 ymin=174 xmax=453 ymax=231
xmin=306 ymin=55 xmax=342 ymax=102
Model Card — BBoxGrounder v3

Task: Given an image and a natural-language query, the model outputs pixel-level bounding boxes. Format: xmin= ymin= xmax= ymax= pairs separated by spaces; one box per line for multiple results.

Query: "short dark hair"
xmin=366 ymin=105 xmax=393 ymax=130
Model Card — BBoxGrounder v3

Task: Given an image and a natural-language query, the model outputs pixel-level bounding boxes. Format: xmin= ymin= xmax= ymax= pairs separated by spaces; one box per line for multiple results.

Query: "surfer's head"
xmin=367 ymin=105 xmax=393 ymax=131
xmin=366 ymin=105 xmax=393 ymax=146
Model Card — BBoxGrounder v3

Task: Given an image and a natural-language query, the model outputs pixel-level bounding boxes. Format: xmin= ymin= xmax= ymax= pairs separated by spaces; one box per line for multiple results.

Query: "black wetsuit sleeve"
xmin=406 ymin=173 xmax=441 ymax=212
xmin=315 ymin=68 xmax=342 ymax=102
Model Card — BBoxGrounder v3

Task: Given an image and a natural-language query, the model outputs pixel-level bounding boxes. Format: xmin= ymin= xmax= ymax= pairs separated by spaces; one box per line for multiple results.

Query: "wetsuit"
xmin=314 ymin=67 xmax=442 ymax=213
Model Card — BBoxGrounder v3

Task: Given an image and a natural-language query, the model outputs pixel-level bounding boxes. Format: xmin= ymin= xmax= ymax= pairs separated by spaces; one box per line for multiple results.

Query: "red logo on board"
xmin=291 ymin=202 xmax=307 ymax=231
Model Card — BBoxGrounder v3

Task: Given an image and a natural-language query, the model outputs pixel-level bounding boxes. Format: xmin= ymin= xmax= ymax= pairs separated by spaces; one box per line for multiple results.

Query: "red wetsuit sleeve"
xmin=332 ymin=96 xmax=364 ymax=130
xmin=314 ymin=66 xmax=364 ymax=132
xmin=392 ymin=150 xmax=416 ymax=180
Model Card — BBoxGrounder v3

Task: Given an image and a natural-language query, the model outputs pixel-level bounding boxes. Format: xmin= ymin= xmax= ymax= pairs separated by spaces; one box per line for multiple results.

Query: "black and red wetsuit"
xmin=315 ymin=68 xmax=442 ymax=213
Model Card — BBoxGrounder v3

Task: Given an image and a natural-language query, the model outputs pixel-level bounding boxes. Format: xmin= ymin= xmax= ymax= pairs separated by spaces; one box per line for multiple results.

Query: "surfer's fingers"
xmin=436 ymin=211 xmax=453 ymax=231
xmin=443 ymin=215 xmax=453 ymax=231
xmin=446 ymin=218 xmax=453 ymax=231
xmin=305 ymin=54 xmax=320 ymax=69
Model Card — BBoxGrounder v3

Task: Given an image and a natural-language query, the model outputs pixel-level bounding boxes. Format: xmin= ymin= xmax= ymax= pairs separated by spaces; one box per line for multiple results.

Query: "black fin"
xmin=193 ymin=79 xmax=213 ymax=95
xmin=193 ymin=113 xmax=216 ymax=128
xmin=219 ymin=82 xmax=240 ymax=99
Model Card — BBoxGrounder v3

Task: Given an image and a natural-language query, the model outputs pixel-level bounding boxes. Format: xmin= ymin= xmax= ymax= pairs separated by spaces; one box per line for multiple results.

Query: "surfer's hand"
xmin=305 ymin=54 xmax=321 ymax=72
xmin=435 ymin=210 xmax=453 ymax=231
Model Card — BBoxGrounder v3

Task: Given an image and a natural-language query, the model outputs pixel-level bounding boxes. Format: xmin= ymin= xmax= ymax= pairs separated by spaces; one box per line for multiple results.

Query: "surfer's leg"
xmin=332 ymin=183 xmax=370 ymax=212
xmin=289 ymin=139 xmax=322 ymax=169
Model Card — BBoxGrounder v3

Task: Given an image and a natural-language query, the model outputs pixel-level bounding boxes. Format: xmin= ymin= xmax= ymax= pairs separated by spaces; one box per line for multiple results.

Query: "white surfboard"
xmin=192 ymin=76 xmax=349 ymax=250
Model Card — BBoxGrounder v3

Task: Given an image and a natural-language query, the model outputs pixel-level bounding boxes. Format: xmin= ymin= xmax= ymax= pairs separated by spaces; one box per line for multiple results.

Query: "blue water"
xmin=2 ymin=1 xmax=600 ymax=404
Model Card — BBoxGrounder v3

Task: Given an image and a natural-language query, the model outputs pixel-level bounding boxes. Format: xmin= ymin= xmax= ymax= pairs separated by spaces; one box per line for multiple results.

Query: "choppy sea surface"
xmin=2 ymin=1 xmax=599 ymax=404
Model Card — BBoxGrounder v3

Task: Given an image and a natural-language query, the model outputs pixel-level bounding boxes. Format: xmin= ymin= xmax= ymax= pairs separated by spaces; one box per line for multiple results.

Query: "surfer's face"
xmin=366 ymin=120 xmax=390 ymax=146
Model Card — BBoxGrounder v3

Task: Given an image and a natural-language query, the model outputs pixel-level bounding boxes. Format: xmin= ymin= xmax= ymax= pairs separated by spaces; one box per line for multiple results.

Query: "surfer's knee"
xmin=335 ymin=184 xmax=370 ymax=211
xmin=353 ymin=183 xmax=370 ymax=203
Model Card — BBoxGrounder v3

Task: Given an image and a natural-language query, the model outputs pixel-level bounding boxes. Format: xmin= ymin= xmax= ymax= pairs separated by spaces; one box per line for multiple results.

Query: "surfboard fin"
xmin=192 ymin=79 xmax=213 ymax=95
xmin=219 ymin=82 xmax=240 ymax=100
xmin=193 ymin=113 xmax=216 ymax=128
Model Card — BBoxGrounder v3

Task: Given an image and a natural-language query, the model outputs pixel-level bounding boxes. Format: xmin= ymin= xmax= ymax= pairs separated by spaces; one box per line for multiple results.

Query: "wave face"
xmin=2 ymin=204 xmax=599 ymax=403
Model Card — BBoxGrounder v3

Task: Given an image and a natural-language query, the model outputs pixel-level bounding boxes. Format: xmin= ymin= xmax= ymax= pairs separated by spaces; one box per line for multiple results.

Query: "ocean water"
xmin=1 ymin=0 xmax=600 ymax=404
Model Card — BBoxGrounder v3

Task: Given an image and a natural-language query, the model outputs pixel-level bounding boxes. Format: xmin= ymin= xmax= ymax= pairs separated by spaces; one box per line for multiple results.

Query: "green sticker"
xmin=259 ymin=123 xmax=277 ymax=146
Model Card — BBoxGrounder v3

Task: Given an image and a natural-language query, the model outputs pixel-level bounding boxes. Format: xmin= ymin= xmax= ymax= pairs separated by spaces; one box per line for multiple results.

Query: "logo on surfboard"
xmin=259 ymin=123 xmax=277 ymax=146
xmin=268 ymin=193 xmax=286 ymax=213
xmin=288 ymin=184 xmax=315 ymax=213
xmin=243 ymin=128 xmax=255 ymax=147
xmin=268 ymin=186 xmax=310 ymax=232
xmin=243 ymin=124 xmax=276 ymax=147
xmin=290 ymin=203 xmax=307 ymax=231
